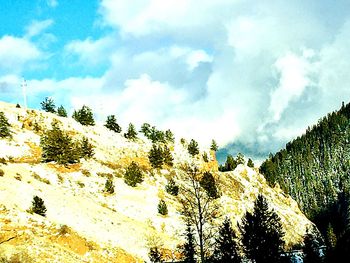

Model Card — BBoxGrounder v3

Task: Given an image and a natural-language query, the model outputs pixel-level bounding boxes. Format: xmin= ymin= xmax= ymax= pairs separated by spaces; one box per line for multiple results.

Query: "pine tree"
xmin=210 ymin=139 xmax=218 ymax=152
xmin=72 ymin=105 xmax=95 ymax=126
xmin=165 ymin=129 xmax=175 ymax=143
xmin=79 ymin=137 xmax=94 ymax=158
xmin=104 ymin=178 xmax=115 ymax=194
xmin=236 ymin=153 xmax=245 ymax=165
xmin=188 ymin=139 xmax=199 ymax=157
xmin=239 ymin=194 xmax=285 ymax=263
xmin=124 ymin=162 xmax=143 ymax=187
xmin=57 ymin=105 xmax=67 ymax=117
xmin=41 ymin=97 xmax=56 ymax=113
xmin=149 ymin=144 xmax=164 ymax=168
xmin=211 ymin=217 xmax=241 ymax=263
xmin=183 ymin=224 xmax=196 ymax=263
xmin=200 ymin=171 xmax=219 ymax=199
xmin=202 ymin=152 xmax=209 ymax=163
xmin=0 ymin=112 xmax=12 ymax=138
xmin=105 ymin=115 xmax=121 ymax=133
xmin=124 ymin=123 xmax=137 ymax=140
xmin=247 ymin=158 xmax=254 ymax=168
xmin=303 ymin=228 xmax=323 ymax=263
xmin=30 ymin=196 xmax=47 ymax=217
xmin=163 ymin=145 xmax=173 ymax=167
xmin=158 ymin=199 xmax=168 ymax=216
xmin=165 ymin=178 xmax=179 ymax=196
xmin=140 ymin=123 xmax=151 ymax=137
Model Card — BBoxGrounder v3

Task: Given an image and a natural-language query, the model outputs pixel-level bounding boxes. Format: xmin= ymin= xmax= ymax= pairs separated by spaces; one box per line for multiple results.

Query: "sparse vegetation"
xmin=72 ymin=105 xmax=95 ymax=126
xmin=0 ymin=169 xmax=4 ymax=177
xmin=124 ymin=162 xmax=143 ymax=187
xmin=105 ymin=178 xmax=115 ymax=194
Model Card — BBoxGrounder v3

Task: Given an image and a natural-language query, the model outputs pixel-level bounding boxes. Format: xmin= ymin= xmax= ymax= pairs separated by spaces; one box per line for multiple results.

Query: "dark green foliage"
xmin=105 ymin=115 xmax=121 ymax=133
xmin=180 ymin=138 xmax=186 ymax=145
xmin=247 ymin=158 xmax=254 ymax=168
xmin=31 ymin=196 xmax=47 ymax=217
xmin=219 ymin=154 xmax=237 ymax=172
xmin=163 ymin=145 xmax=173 ymax=167
xmin=72 ymin=105 xmax=95 ymax=126
xmin=140 ymin=123 xmax=151 ymax=137
xmin=40 ymin=122 xmax=81 ymax=164
xmin=41 ymin=97 xmax=56 ymax=113
xmin=165 ymin=178 xmax=179 ymax=196
xmin=124 ymin=123 xmax=137 ymax=140
xmin=200 ymin=171 xmax=219 ymax=199
xmin=149 ymin=144 xmax=164 ymax=168
xmin=210 ymin=217 xmax=241 ymax=263
xmin=188 ymin=139 xmax=199 ymax=157
xmin=239 ymin=194 xmax=285 ymax=263
xmin=157 ymin=199 xmax=168 ymax=215
xmin=210 ymin=139 xmax=218 ymax=151
xmin=124 ymin=162 xmax=143 ymax=187
xmin=259 ymin=102 xmax=350 ymax=220
xmin=104 ymin=178 xmax=115 ymax=194
xmin=165 ymin=129 xmax=175 ymax=143
xmin=16 ymin=103 xmax=21 ymax=108
xmin=0 ymin=112 xmax=12 ymax=138
xmin=149 ymin=247 xmax=163 ymax=263
xmin=79 ymin=137 xmax=94 ymax=158
xmin=182 ymin=224 xmax=196 ymax=263
xmin=236 ymin=153 xmax=244 ymax=165
xmin=303 ymin=228 xmax=324 ymax=263
xmin=202 ymin=152 xmax=209 ymax=163
xmin=57 ymin=105 xmax=67 ymax=117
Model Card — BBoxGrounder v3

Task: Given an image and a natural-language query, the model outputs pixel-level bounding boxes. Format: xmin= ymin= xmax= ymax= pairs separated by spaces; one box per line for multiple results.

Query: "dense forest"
xmin=260 ymin=101 xmax=350 ymax=258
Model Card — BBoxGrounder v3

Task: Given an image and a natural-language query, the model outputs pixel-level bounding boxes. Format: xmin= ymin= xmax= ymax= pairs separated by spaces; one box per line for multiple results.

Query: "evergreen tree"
xmin=140 ymin=123 xmax=151 ymax=137
xmin=72 ymin=105 xmax=95 ymax=126
xmin=239 ymin=194 xmax=285 ymax=263
xmin=247 ymin=158 xmax=254 ymax=168
xmin=163 ymin=145 xmax=173 ymax=167
xmin=124 ymin=123 xmax=137 ymax=140
xmin=188 ymin=139 xmax=199 ymax=157
xmin=79 ymin=137 xmax=94 ymax=158
xmin=149 ymin=144 xmax=164 ymax=168
xmin=41 ymin=97 xmax=56 ymax=113
xmin=124 ymin=162 xmax=143 ymax=187
xmin=57 ymin=105 xmax=67 ymax=117
xmin=219 ymin=155 xmax=237 ymax=172
xmin=303 ymin=228 xmax=324 ymax=263
xmin=149 ymin=247 xmax=163 ymax=263
xmin=40 ymin=121 xmax=81 ymax=164
xmin=0 ymin=112 xmax=12 ymax=138
xmin=30 ymin=196 xmax=47 ymax=217
xmin=165 ymin=178 xmax=179 ymax=196
xmin=105 ymin=115 xmax=121 ymax=133
xmin=211 ymin=217 xmax=241 ymax=263
xmin=182 ymin=224 xmax=196 ymax=263
xmin=236 ymin=153 xmax=245 ymax=165
xmin=158 ymin=199 xmax=168 ymax=216
xmin=210 ymin=139 xmax=218 ymax=152
xmin=200 ymin=171 xmax=219 ymax=199
xmin=202 ymin=152 xmax=209 ymax=163
xmin=104 ymin=178 xmax=115 ymax=194
xmin=165 ymin=129 xmax=175 ymax=143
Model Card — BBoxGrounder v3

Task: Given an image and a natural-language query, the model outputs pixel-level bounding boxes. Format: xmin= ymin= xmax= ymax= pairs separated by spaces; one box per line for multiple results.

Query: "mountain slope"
xmin=0 ymin=101 xmax=311 ymax=262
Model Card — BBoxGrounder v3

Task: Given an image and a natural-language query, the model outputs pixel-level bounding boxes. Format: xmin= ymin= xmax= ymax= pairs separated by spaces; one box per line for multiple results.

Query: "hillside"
xmin=0 ymin=101 xmax=311 ymax=262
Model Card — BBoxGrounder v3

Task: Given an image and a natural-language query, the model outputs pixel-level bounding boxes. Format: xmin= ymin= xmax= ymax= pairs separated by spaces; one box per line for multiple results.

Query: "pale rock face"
xmin=0 ymin=101 xmax=311 ymax=262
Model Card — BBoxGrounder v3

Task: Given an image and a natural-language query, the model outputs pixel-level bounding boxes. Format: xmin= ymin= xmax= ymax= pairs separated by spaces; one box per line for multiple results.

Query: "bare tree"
xmin=179 ymin=164 xmax=221 ymax=262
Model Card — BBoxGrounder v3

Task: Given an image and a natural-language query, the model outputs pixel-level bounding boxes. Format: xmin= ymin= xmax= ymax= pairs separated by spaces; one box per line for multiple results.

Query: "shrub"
xmin=0 ymin=169 xmax=4 ymax=177
xmin=30 ymin=196 xmax=47 ymax=217
xmin=57 ymin=105 xmax=67 ymax=117
xmin=72 ymin=105 xmax=95 ymax=126
xmin=165 ymin=178 xmax=179 ymax=196
xmin=158 ymin=199 xmax=168 ymax=216
xmin=40 ymin=121 xmax=81 ymax=164
xmin=16 ymin=103 xmax=21 ymax=108
xmin=105 ymin=178 xmax=115 ymax=194
xmin=188 ymin=139 xmax=199 ymax=157
xmin=105 ymin=115 xmax=121 ymax=133
xmin=0 ymin=112 xmax=12 ymax=138
xmin=124 ymin=162 xmax=143 ymax=187
xmin=40 ymin=97 xmax=56 ymax=113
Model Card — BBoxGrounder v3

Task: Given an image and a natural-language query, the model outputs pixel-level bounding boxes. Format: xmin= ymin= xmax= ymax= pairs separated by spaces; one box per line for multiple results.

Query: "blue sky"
xmin=1 ymin=0 xmax=350 ymax=161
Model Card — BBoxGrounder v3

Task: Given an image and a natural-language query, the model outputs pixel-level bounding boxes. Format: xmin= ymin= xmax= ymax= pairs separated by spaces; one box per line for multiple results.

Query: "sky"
xmin=1 ymin=0 xmax=350 ymax=161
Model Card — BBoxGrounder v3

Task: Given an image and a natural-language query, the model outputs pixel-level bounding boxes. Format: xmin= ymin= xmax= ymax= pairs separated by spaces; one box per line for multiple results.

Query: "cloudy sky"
xmin=1 ymin=0 xmax=350 ymax=161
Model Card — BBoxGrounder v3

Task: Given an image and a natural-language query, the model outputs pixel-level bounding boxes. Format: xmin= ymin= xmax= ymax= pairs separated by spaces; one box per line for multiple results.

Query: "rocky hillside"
xmin=0 ymin=101 xmax=311 ymax=262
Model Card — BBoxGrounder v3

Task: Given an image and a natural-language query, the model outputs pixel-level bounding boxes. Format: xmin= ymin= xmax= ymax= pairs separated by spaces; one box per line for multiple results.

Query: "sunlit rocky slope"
xmin=0 ymin=101 xmax=311 ymax=262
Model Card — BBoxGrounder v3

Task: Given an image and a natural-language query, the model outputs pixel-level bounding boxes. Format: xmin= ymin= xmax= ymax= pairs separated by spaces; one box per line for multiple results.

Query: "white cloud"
xmin=46 ymin=0 xmax=58 ymax=8
xmin=25 ymin=19 xmax=54 ymax=38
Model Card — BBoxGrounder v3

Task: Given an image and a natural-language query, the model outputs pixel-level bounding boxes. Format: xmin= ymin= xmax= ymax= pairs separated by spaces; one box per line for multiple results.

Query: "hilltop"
xmin=0 ymin=101 xmax=311 ymax=262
